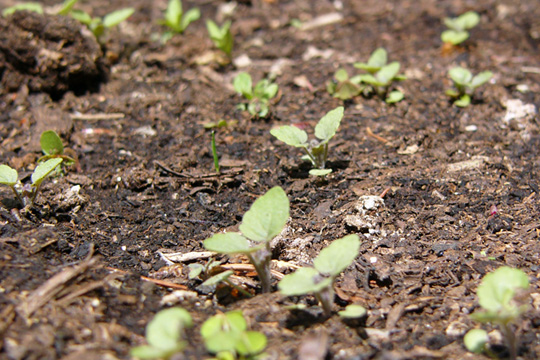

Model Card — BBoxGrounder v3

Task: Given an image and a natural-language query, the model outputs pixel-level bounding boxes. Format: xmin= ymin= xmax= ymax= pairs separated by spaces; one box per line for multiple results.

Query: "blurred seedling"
xmin=326 ymin=69 xmax=364 ymax=100
xmin=2 ymin=0 xmax=77 ymax=17
xmin=211 ymin=131 xmax=220 ymax=173
xmin=270 ymin=106 xmax=343 ymax=176
xmin=201 ymin=310 xmax=267 ymax=360
xmin=233 ymin=72 xmax=279 ymax=118
xmin=203 ymin=119 xmax=237 ymax=129
xmin=204 ymin=186 xmax=289 ymax=293
xmin=207 ymin=20 xmax=233 ymax=57
xmin=159 ymin=0 xmax=200 ymax=43
xmin=441 ymin=11 xmax=480 ymax=46
xmin=354 ymin=48 xmax=406 ymax=103
xmin=68 ymin=5 xmax=135 ymax=41
xmin=464 ymin=267 xmax=530 ymax=360
xmin=278 ymin=234 xmax=360 ymax=316
xmin=188 ymin=259 xmax=252 ymax=298
xmin=446 ymin=67 xmax=492 ymax=107
xmin=39 ymin=130 xmax=77 ymax=172
xmin=130 ymin=307 xmax=192 ymax=359
xmin=0 ymin=158 xmax=63 ymax=209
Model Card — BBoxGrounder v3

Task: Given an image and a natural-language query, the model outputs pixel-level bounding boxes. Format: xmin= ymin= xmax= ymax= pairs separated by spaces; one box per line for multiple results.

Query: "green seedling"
xmin=354 ymin=48 xmax=406 ymax=103
xmin=233 ymin=72 xmax=278 ymax=118
xmin=326 ymin=69 xmax=364 ymax=100
xmin=204 ymin=186 xmax=289 ymax=293
xmin=201 ymin=310 xmax=267 ymax=359
xmin=446 ymin=67 xmax=492 ymax=107
xmin=338 ymin=304 xmax=367 ymax=319
xmin=0 ymin=158 xmax=63 ymax=208
xmin=2 ymin=2 xmax=43 ymax=16
xmin=159 ymin=0 xmax=200 ymax=42
xmin=130 ymin=307 xmax=193 ymax=359
xmin=441 ymin=11 xmax=480 ymax=45
xmin=203 ymin=119 xmax=237 ymax=129
xmin=278 ymin=234 xmax=360 ymax=316
xmin=211 ymin=131 xmax=220 ymax=173
xmin=39 ymin=130 xmax=77 ymax=170
xmin=207 ymin=20 xmax=233 ymax=56
xmin=69 ymin=7 xmax=135 ymax=40
xmin=270 ymin=106 xmax=343 ymax=176
xmin=464 ymin=267 xmax=529 ymax=359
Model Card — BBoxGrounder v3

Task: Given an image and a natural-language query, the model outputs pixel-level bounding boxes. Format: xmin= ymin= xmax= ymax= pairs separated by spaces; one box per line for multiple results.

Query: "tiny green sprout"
xmin=130 ymin=307 xmax=193 ymax=360
xmin=2 ymin=2 xmax=43 ymax=16
xmin=354 ymin=48 xmax=406 ymax=103
xmin=464 ymin=328 xmax=489 ymax=354
xmin=201 ymin=270 xmax=253 ymax=298
xmin=207 ymin=20 xmax=234 ymax=57
xmin=446 ymin=67 xmax=492 ymax=107
xmin=201 ymin=310 xmax=267 ymax=359
xmin=278 ymin=234 xmax=360 ymax=316
xmin=270 ymin=106 xmax=343 ymax=176
xmin=204 ymin=119 xmax=237 ymax=129
xmin=57 ymin=0 xmax=79 ymax=16
xmin=441 ymin=11 xmax=480 ymax=45
xmin=233 ymin=72 xmax=279 ymax=118
xmin=338 ymin=304 xmax=367 ymax=319
xmin=0 ymin=158 xmax=63 ymax=209
xmin=159 ymin=0 xmax=200 ymax=42
xmin=39 ymin=130 xmax=77 ymax=170
xmin=204 ymin=186 xmax=289 ymax=293
xmin=465 ymin=266 xmax=529 ymax=360
xmin=70 ymin=7 xmax=135 ymax=40
xmin=326 ymin=69 xmax=364 ymax=100
xmin=211 ymin=131 xmax=220 ymax=174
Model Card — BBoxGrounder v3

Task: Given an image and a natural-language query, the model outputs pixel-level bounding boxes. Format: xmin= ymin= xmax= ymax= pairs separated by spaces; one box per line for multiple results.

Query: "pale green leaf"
xmin=476 ymin=266 xmax=529 ymax=313
xmin=309 ymin=169 xmax=332 ymax=176
xmin=206 ymin=19 xmax=220 ymax=38
xmin=376 ymin=62 xmax=400 ymax=85
xmin=70 ymin=9 xmax=93 ymax=25
xmin=103 ymin=8 xmax=134 ymax=28
xmin=441 ymin=29 xmax=469 ymax=45
xmin=31 ymin=158 xmax=63 ymax=187
xmin=236 ymin=331 xmax=267 ymax=356
xmin=278 ymin=267 xmax=332 ymax=296
xmin=40 ymin=130 xmax=64 ymax=156
xmin=204 ymin=331 xmax=239 ymax=354
xmin=333 ymin=81 xmax=361 ymax=100
xmin=239 ymin=186 xmax=289 ymax=243
xmin=338 ymin=304 xmax=367 ymax=318
xmin=165 ymin=0 xmax=182 ymax=28
xmin=57 ymin=0 xmax=78 ymax=15
xmin=314 ymin=106 xmax=344 ymax=143
xmin=202 ymin=270 xmax=234 ymax=287
xmin=386 ymin=90 xmax=404 ymax=104
xmin=368 ymin=48 xmax=387 ymax=68
xmin=146 ymin=308 xmax=192 ymax=351
xmin=130 ymin=345 xmax=174 ymax=359
xmin=454 ymin=94 xmax=471 ymax=107
xmin=203 ymin=233 xmax=254 ymax=254
xmin=334 ymin=69 xmax=349 ymax=82
xmin=270 ymin=125 xmax=308 ymax=147
xmin=2 ymin=2 xmax=43 ymax=16
xmin=0 ymin=165 xmax=18 ymax=186
xmin=464 ymin=329 xmax=488 ymax=354
xmin=180 ymin=7 xmax=200 ymax=32
xmin=456 ymin=11 xmax=480 ymax=30
xmin=449 ymin=67 xmax=473 ymax=85
xmin=314 ymin=234 xmax=360 ymax=276
xmin=233 ymin=72 xmax=253 ymax=99
xmin=471 ymin=71 xmax=493 ymax=89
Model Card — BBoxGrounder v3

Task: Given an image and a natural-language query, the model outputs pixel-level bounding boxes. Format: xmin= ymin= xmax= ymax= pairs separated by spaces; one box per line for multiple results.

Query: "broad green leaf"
xmin=463 ymin=329 xmax=488 ymax=354
xmin=0 ymin=165 xmax=18 ymax=186
xmin=338 ymin=304 xmax=367 ymax=318
xmin=454 ymin=94 xmax=471 ymax=107
xmin=309 ymin=169 xmax=332 ymax=176
xmin=334 ymin=69 xmax=349 ymax=82
xmin=130 ymin=345 xmax=174 ymax=359
xmin=236 ymin=331 xmax=267 ymax=356
xmin=270 ymin=125 xmax=308 ymax=147
xmin=358 ymin=73 xmax=379 ymax=85
xmin=333 ymin=81 xmax=361 ymax=100
xmin=278 ymin=267 xmax=332 ymax=296
xmin=253 ymin=80 xmax=270 ymax=99
xmin=70 ymin=9 xmax=93 ymax=25
xmin=165 ymin=0 xmax=182 ymax=29
xmin=441 ymin=29 xmax=469 ymax=45
xmin=449 ymin=67 xmax=473 ymax=85
xmin=314 ymin=106 xmax=344 ymax=143
xmin=349 ymin=75 xmax=363 ymax=85
xmin=471 ymin=71 xmax=493 ymax=89
xmin=386 ymin=90 xmax=404 ymax=104
xmin=314 ymin=234 xmax=360 ymax=276
xmin=31 ymin=158 xmax=63 ymax=187
xmin=187 ymin=263 xmax=204 ymax=279
xmin=57 ymin=0 xmax=78 ymax=16
xmin=233 ymin=72 xmax=253 ymax=99
xmin=180 ymin=7 xmax=200 ymax=32
xmin=206 ymin=19 xmax=221 ymax=38
xmin=456 ymin=11 xmax=480 ymax=30
xmin=201 ymin=311 xmax=246 ymax=342
xmin=146 ymin=308 xmax=192 ymax=351
xmin=445 ymin=89 xmax=460 ymax=98
xmin=263 ymin=83 xmax=278 ymax=100
xmin=368 ymin=48 xmax=387 ymax=68
xmin=476 ymin=267 xmax=529 ymax=313
xmin=202 ymin=270 xmax=234 ymax=287
xmin=376 ymin=62 xmax=400 ymax=85
xmin=239 ymin=186 xmax=289 ymax=243
xmin=40 ymin=130 xmax=64 ymax=156
xmin=103 ymin=8 xmax=134 ymax=28
xmin=2 ymin=2 xmax=43 ymax=16
xmin=204 ymin=331 xmax=239 ymax=354
xmin=203 ymin=233 xmax=254 ymax=254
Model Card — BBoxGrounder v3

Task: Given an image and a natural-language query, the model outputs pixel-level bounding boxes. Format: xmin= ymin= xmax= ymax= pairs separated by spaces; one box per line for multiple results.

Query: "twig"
xmin=106 ymin=267 xmax=188 ymax=290
xmin=71 ymin=113 xmax=125 ymax=121
xmin=366 ymin=127 xmax=389 ymax=143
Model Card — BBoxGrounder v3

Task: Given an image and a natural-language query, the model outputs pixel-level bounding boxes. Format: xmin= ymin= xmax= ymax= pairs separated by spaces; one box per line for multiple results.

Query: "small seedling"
xmin=464 ymin=267 xmax=529 ymax=359
xmin=39 ymin=130 xmax=77 ymax=171
xmin=203 ymin=119 xmax=237 ymax=129
xmin=338 ymin=304 xmax=367 ymax=319
xmin=2 ymin=2 xmax=43 ymax=16
xmin=207 ymin=20 xmax=234 ymax=57
xmin=69 ymin=7 xmax=135 ymax=40
xmin=190 ymin=260 xmax=252 ymax=299
xmin=270 ymin=106 xmax=343 ymax=176
xmin=130 ymin=307 xmax=193 ymax=359
xmin=354 ymin=48 xmax=406 ymax=103
xmin=446 ymin=67 xmax=492 ymax=107
xmin=326 ymin=69 xmax=364 ymax=100
xmin=211 ymin=131 xmax=220 ymax=174
xmin=278 ymin=234 xmax=360 ymax=316
xmin=203 ymin=186 xmax=289 ymax=293
xmin=0 ymin=158 xmax=63 ymax=209
xmin=441 ymin=11 xmax=480 ymax=45
xmin=233 ymin=72 xmax=278 ymax=118
xmin=159 ymin=0 xmax=200 ymax=42
xmin=201 ymin=310 xmax=267 ymax=359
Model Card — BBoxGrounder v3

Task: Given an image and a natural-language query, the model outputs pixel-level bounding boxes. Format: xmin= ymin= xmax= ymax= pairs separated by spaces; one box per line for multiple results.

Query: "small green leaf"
xmin=130 ymin=345 xmax=173 ymax=359
xmin=278 ymin=267 xmax=332 ymax=296
xmin=0 ymin=165 xmax=18 ymax=186
xmin=314 ymin=106 xmax=344 ymax=143
xmin=239 ymin=186 xmax=289 ymax=243
xmin=206 ymin=19 xmax=220 ymax=38
xmin=2 ymin=2 xmax=43 ymax=16
xmin=233 ymin=72 xmax=253 ymax=99
xmin=334 ymin=69 xmax=349 ymax=82
xmin=309 ymin=169 xmax=332 ymax=176
xmin=476 ymin=267 xmax=529 ymax=313
xmin=314 ymin=234 xmax=360 ymax=276
xmin=449 ymin=67 xmax=473 ymax=85
xmin=386 ymin=90 xmax=404 ymax=104
xmin=368 ymin=48 xmax=387 ymax=68
xmin=146 ymin=308 xmax=192 ymax=352
xmin=445 ymin=89 xmax=460 ymax=98
xmin=187 ymin=263 xmax=204 ymax=279
xmin=70 ymin=9 xmax=94 ymax=25
xmin=31 ymin=158 xmax=63 ymax=187
xmin=180 ymin=7 xmax=200 ymax=32
xmin=164 ymin=0 xmax=182 ymax=29
xmin=204 ymin=331 xmax=239 ymax=354
xmin=201 ymin=311 xmax=247 ymax=348
xmin=454 ymin=94 xmax=471 ymax=107
xmin=270 ymin=125 xmax=308 ymax=147
xmin=376 ymin=62 xmax=400 ymax=85
xmin=456 ymin=11 xmax=480 ymax=30
xmin=40 ymin=130 xmax=64 ymax=156
xmin=103 ymin=8 xmax=134 ymax=28
xmin=263 ymin=83 xmax=278 ymax=100
xmin=441 ymin=29 xmax=469 ymax=45
xmin=470 ymin=71 xmax=493 ymax=89
xmin=333 ymin=81 xmax=362 ymax=100
xmin=202 ymin=270 xmax=234 ymax=287
xmin=338 ymin=304 xmax=367 ymax=318
xmin=203 ymin=233 xmax=255 ymax=254
xmin=236 ymin=331 xmax=267 ymax=356
xmin=57 ymin=0 xmax=78 ymax=15
xmin=464 ymin=329 xmax=488 ymax=354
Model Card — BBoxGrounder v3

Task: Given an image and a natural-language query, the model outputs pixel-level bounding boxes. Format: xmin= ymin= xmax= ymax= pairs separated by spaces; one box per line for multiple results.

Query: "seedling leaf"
xmin=386 ymin=90 xmax=404 ymax=104
xmin=40 ymin=130 xmax=64 ymax=156
xmin=278 ymin=267 xmax=332 ymax=296
xmin=368 ymin=48 xmax=387 ymax=68
xmin=464 ymin=329 xmax=488 ymax=354
xmin=454 ymin=94 xmax=471 ymax=107
xmin=130 ymin=345 xmax=172 ymax=359
xmin=334 ymin=69 xmax=349 ymax=82
xmin=471 ymin=71 xmax=493 ymax=89
xmin=456 ymin=11 xmax=480 ymax=30
xmin=233 ymin=72 xmax=253 ymax=99
xmin=2 ymin=2 xmax=43 ymax=16
xmin=236 ymin=331 xmax=267 ymax=356
xmin=338 ymin=304 xmax=367 ymax=318
xmin=202 ymin=270 xmax=234 ymax=287
xmin=313 ymin=234 xmax=360 ymax=276
xmin=476 ymin=266 xmax=529 ymax=313
xmin=57 ymin=0 xmax=78 ymax=15
xmin=376 ymin=62 xmax=400 ymax=85
xmin=239 ymin=186 xmax=289 ymax=243
xmin=70 ymin=9 xmax=93 ymax=25
xmin=164 ymin=0 xmax=182 ymax=29
xmin=270 ymin=126 xmax=308 ymax=147
xmin=180 ymin=8 xmax=201 ymax=32
xmin=31 ymin=158 xmax=63 ymax=187
xmin=204 ymin=233 xmax=255 ymax=254
xmin=314 ymin=106 xmax=344 ymax=143
xmin=103 ymin=8 xmax=135 ymax=28
xmin=441 ymin=29 xmax=469 ymax=45
xmin=0 ymin=165 xmax=18 ymax=186
xmin=146 ymin=307 xmax=192 ymax=351
xmin=449 ymin=67 xmax=473 ymax=85
xmin=309 ymin=169 xmax=332 ymax=176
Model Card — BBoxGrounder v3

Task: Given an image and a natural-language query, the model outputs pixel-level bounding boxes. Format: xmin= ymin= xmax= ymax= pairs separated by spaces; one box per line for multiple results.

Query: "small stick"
xmin=106 ymin=267 xmax=188 ymax=290
xmin=71 ymin=113 xmax=125 ymax=121
xmin=366 ymin=127 xmax=389 ymax=143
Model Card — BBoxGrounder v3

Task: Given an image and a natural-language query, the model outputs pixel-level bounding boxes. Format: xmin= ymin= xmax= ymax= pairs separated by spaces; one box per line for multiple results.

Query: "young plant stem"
xmin=9 ymin=186 xmax=23 ymax=207
xmin=501 ymin=322 xmax=517 ymax=360
xmin=247 ymin=245 xmax=272 ymax=293
xmin=211 ymin=131 xmax=220 ymax=173
xmin=315 ymin=287 xmax=334 ymax=316
xmin=302 ymin=147 xmax=317 ymax=167
xmin=322 ymin=143 xmax=329 ymax=169
xmin=224 ymin=279 xmax=253 ymax=298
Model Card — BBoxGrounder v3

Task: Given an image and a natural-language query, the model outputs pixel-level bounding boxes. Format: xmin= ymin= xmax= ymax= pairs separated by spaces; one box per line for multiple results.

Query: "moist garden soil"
xmin=1 ymin=0 xmax=540 ymax=359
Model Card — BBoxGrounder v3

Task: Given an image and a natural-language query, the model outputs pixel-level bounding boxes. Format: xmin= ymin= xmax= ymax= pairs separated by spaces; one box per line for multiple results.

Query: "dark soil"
xmin=1 ymin=0 xmax=540 ymax=359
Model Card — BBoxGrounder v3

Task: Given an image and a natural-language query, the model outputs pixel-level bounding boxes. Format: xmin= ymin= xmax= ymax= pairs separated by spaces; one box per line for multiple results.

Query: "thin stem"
xmin=211 ymin=131 xmax=220 ymax=173
xmin=501 ymin=323 xmax=517 ymax=360
xmin=315 ymin=286 xmax=334 ymax=316
xmin=302 ymin=146 xmax=317 ymax=167
xmin=247 ymin=247 xmax=272 ymax=293
xmin=224 ymin=279 xmax=253 ymax=298
xmin=322 ymin=143 xmax=329 ymax=169
xmin=10 ymin=186 xmax=23 ymax=207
